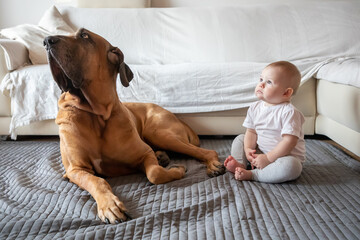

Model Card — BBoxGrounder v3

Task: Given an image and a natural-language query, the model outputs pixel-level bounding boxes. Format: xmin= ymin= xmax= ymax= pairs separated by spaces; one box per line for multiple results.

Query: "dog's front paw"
xmin=167 ymin=164 xmax=187 ymax=179
xmin=203 ymin=150 xmax=226 ymax=177
xmin=167 ymin=164 xmax=187 ymax=172
xmin=97 ymin=194 xmax=132 ymax=224
xmin=207 ymin=162 xmax=226 ymax=178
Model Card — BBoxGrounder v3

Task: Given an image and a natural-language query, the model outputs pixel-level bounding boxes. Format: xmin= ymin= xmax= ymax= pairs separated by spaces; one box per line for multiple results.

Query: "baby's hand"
xmin=245 ymin=149 xmax=256 ymax=169
xmin=251 ymin=154 xmax=271 ymax=169
xmin=245 ymin=149 xmax=256 ymax=162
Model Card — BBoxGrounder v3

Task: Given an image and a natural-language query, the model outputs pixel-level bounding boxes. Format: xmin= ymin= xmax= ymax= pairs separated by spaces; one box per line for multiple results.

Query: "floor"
xmin=323 ymin=139 xmax=360 ymax=161
xmin=304 ymin=134 xmax=360 ymax=161
xmin=1 ymin=137 xmax=359 ymax=239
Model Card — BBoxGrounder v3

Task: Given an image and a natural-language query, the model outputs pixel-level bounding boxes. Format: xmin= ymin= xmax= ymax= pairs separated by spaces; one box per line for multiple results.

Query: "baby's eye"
xmin=266 ymin=80 xmax=272 ymax=85
xmin=259 ymin=78 xmax=263 ymax=82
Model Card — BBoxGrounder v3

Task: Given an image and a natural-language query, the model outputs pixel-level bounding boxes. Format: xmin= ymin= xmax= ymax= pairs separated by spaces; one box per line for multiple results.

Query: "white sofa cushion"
xmin=315 ymin=58 xmax=360 ymax=88
xmin=151 ymin=0 xmax=352 ymax=7
xmin=59 ymin=2 xmax=360 ymax=65
xmin=0 ymin=6 xmax=74 ymax=65
xmin=76 ymin=0 xmax=150 ymax=8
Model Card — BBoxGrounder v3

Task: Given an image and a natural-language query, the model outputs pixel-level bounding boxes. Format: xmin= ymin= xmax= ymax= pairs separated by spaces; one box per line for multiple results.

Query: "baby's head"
xmin=255 ymin=61 xmax=301 ymax=105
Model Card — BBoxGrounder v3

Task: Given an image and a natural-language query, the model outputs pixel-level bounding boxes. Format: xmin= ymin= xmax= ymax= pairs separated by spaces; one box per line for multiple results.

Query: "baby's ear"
xmin=284 ymin=88 xmax=294 ymax=97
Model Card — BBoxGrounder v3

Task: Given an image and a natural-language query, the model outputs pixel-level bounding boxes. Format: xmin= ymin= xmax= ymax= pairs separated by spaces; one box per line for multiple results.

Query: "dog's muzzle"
xmin=44 ymin=36 xmax=60 ymax=51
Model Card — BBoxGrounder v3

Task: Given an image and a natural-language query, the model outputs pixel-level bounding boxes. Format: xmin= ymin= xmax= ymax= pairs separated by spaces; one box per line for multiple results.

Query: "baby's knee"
xmin=232 ymin=134 xmax=245 ymax=145
xmin=281 ymin=157 xmax=303 ymax=180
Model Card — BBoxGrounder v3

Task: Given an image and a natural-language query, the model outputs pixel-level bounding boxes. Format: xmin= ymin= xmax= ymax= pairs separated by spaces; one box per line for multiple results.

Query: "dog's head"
xmin=44 ymin=28 xmax=133 ymax=97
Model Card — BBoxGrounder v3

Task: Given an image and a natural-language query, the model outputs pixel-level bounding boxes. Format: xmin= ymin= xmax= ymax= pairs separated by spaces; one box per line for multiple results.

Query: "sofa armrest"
xmin=0 ymin=45 xmax=11 ymax=117
xmin=0 ymin=39 xmax=30 ymax=72
xmin=0 ymin=43 xmax=8 ymax=83
xmin=0 ymin=39 xmax=30 ymax=100
xmin=0 ymin=39 xmax=28 ymax=117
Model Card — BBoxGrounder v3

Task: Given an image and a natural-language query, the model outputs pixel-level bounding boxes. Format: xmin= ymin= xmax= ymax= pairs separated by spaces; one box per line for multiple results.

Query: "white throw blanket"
xmin=1 ymin=57 xmax=357 ymax=139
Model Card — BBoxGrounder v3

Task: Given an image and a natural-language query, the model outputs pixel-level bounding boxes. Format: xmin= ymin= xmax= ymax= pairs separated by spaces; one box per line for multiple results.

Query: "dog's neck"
xmin=82 ymin=93 xmax=115 ymax=121
xmin=59 ymin=90 xmax=119 ymax=121
xmin=81 ymin=80 xmax=120 ymax=120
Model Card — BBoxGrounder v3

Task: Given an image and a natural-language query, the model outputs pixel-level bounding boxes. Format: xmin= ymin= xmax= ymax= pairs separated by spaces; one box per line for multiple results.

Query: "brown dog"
xmin=44 ymin=28 xmax=225 ymax=224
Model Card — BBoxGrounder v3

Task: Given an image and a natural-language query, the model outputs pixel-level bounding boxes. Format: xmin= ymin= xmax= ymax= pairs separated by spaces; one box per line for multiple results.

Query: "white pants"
xmin=231 ymin=134 xmax=303 ymax=183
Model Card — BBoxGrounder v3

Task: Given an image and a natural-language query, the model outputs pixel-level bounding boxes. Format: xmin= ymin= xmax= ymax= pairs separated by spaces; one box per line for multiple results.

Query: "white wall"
xmin=0 ymin=0 xmax=56 ymax=29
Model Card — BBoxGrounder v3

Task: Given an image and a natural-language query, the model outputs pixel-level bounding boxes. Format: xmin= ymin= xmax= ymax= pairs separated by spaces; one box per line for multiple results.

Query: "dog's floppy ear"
xmin=119 ymin=62 xmax=133 ymax=87
xmin=108 ymin=47 xmax=133 ymax=87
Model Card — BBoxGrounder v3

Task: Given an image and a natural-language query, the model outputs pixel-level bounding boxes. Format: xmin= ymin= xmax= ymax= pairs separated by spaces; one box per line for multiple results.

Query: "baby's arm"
xmin=244 ymin=128 xmax=257 ymax=162
xmin=252 ymin=134 xmax=298 ymax=169
xmin=266 ymin=134 xmax=298 ymax=162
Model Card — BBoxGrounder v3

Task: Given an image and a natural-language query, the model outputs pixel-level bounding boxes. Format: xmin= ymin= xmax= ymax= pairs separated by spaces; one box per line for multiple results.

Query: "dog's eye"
xmin=80 ymin=32 xmax=89 ymax=39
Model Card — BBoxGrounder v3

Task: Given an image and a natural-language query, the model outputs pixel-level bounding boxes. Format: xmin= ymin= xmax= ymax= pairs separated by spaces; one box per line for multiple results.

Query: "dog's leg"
xmin=146 ymin=134 xmax=225 ymax=177
xmin=60 ymin=139 xmax=131 ymax=224
xmin=65 ymin=168 xmax=131 ymax=224
xmin=169 ymin=141 xmax=225 ymax=177
xmin=142 ymin=152 xmax=186 ymax=184
xmin=155 ymin=151 xmax=170 ymax=167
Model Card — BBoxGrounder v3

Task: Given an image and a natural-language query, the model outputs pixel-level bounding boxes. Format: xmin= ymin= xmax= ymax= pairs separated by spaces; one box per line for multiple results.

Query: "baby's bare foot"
xmin=224 ymin=155 xmax=245 ymax=173
xmin=234 ymin=167 xmax=252 ymax=181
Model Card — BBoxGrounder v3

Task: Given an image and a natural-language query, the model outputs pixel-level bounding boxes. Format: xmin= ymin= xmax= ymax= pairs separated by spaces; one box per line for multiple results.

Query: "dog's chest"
xmin=99 ymin=132 xmax=151 ymax=166
xmin=90 ymin=157 xmax=137 ymax=176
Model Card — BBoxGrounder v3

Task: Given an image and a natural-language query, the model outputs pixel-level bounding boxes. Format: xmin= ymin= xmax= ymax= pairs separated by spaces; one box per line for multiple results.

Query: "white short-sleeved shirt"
xmin=243 ymin=100 xmax=306 ymax=161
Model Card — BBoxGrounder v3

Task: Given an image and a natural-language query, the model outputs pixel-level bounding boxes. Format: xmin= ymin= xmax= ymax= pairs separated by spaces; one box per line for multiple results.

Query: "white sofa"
xmin=0 ymin=2 xmax=359 ymax=156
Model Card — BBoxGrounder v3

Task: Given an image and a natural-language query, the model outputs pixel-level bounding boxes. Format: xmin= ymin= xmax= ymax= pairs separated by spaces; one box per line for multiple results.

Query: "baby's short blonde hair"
xmin=266 ymin=61 xmax=301 ymax=95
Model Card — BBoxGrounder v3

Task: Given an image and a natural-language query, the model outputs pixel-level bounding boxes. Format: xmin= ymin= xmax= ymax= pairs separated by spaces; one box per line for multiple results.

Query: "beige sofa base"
xmin=316 ymin=115 xmax=360 ymax=156
xmin=315 ymin=80 xmax=360 ymax=157
xmin=0 ymin=115 xmax=316 ymax=137
xmin=0 ymin=117 xmax=58 ymax=136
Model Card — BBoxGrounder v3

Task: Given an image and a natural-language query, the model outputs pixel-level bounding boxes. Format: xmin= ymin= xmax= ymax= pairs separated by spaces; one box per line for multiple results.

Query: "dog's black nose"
xmin=43 ymin=36 xmax=59 ymax=48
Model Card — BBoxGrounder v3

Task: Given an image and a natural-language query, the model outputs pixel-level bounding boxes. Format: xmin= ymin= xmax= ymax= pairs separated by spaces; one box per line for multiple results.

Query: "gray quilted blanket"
xmin=0 ymin=138 xmax=359 ymax=239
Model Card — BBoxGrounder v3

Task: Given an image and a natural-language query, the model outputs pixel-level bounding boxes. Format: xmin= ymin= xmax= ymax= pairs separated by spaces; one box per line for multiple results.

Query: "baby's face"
xmin=255 ymin=66 xmax=291 ymax=105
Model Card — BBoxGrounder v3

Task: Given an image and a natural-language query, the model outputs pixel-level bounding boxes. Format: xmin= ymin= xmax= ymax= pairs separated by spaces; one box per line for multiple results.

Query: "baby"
xmin=224 ymin=61 xmax=306 ymax=183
